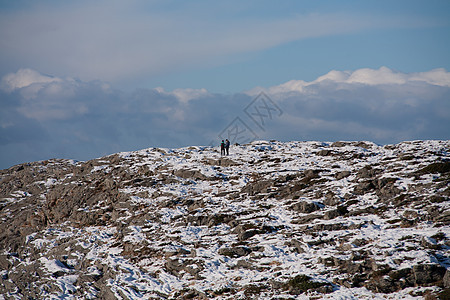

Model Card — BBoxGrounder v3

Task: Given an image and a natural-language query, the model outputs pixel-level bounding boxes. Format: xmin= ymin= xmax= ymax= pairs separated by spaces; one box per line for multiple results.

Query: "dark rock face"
xmin=363 ymin=264 xmax=447 ymax=293
xmin=323 ymin=205 xmax=348 ymax=220
xmin=241 ymin=179 xmax=273 ymax=196
xmin=174 ymin=169 xmax=208 ymax=180
xmin=291 ymin=201 xmax=321 ymax=213
xmin=412 ymin=264 xmax=446 ymax=285
xmin=218 ymin=246 xmax=252 ymax=258
xmin=0 ymin=140 xmax=449 ymax=299
xmin=335 ymin=171 xmax=351 ymax=180
xmin=416 ymin=161 xmax=450 ymax=175
xmin=444 ymin=270 xmax=450 ymax=288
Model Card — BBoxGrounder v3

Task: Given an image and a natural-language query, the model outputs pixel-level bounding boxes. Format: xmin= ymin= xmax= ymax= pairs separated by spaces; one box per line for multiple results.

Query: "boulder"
xmin=218 ymin=246 xmax=252 ymax=258
xmin=335 ymin=171 xmax=351 ymax=180
xmin=291 ymin=201 xmax=321 ymax=213
xmin=241 ymin=180 xmax=273 ymax=196
xmin=324 ymin=205 xmax=348 ymax=220
xmin=443 ymin=270 xmax=450 ymax=288
xmin=238 ymin=229 xmax=259 ymax=241
xmin=412 ymin=264 xmax=446 ymax=285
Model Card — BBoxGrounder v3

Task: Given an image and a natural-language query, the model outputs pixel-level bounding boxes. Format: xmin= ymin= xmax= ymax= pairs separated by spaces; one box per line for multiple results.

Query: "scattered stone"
xmin=0 ymin=140 xmax=448 ymax=299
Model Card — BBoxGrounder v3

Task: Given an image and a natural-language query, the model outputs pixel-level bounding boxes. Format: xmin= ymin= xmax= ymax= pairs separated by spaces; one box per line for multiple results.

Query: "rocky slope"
xmin=0 ymin=140 xmax=449 ymax=299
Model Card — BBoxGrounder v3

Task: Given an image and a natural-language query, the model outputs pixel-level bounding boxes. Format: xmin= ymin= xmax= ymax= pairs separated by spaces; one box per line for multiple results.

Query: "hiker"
xmin=225 ymin=139 xmax=230 ymax=155
xmin=220 ymin=140 xmax=225 ymax=155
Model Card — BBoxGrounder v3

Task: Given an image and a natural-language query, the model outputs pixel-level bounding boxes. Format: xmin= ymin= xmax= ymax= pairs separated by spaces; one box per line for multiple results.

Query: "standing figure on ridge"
xmin=220 ymin=140 xmax=226 ymax=156
xmin=225 ymin=139 xmax=230 ymax=155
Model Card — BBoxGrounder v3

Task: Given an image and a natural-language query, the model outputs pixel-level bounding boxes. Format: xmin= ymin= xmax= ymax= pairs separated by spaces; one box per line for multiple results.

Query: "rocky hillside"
xmin=1 ymin=140 xmax=449 ymax=299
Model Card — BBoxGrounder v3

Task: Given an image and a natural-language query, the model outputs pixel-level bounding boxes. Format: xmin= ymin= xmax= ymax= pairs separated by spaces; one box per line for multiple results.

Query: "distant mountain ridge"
xmin=1 ymin=140 xmax=449 ymax=299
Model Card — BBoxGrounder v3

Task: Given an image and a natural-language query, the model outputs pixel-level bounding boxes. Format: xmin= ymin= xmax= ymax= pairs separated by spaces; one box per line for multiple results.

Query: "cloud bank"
xmin=1 ymin=67 xmax=449 ymax=169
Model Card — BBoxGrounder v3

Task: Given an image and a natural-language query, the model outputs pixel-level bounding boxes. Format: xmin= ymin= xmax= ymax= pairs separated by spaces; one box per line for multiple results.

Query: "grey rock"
xmin=317 ymin=150 xmax=333 ymax=156
xmin=292 ymin=214 xmax=322 ymax=224
xmin=238 ymin=229 xmax=258 ymax=241
xmin=303 ymin=169 xmax=321 ymax=180
xmin=324 ymin=206 xmax=348 ymax=220
xmin=165 ymin=258 xmax=185 ymax=276
xmin=357 ymin=166 xmax=379 ymax=179
xmin=241 ymin=180 xmax=273 ymax=196
xmin=331 ymin=141 xmax=349 ymax=147
xmin=365 ymin=276 xmax=396 ymax=293
xmin=218 ymin=246 xmax=252 ymax=258
xmin=291 ymin=201 xmax=321 ymax=213
xmin=443 ymin=270 xmax=450 ymax=288
xmin=288 ymin=239 xmax=305 ymax=253
xmin=174 ymin=169 xmax=207 ymax=180
xmin=412 ymin=264 xmax=446 ymax=285
xmin=353 ymin=180 xmax=376 ymax=195
xmin=335 ymin=171 xmax=351 ymax=180
xmin=434 ymin=210 xmax=450 ymax=225
xmin=234 ymin=259 xmax=254 ymax=269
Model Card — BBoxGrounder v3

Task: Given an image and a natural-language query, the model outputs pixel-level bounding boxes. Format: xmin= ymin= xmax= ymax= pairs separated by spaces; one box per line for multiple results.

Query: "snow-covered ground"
xmin=0 ymin=140 xmax=449 ymax=299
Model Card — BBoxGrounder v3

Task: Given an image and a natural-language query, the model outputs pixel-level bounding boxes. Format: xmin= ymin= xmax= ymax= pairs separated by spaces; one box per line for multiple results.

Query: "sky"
xmin=0 ymin=0 xmax=450 ymax=169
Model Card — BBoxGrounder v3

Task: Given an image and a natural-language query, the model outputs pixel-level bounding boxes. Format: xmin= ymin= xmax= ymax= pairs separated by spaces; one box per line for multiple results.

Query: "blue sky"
xmin=144 ymin=0 xmax=450 ymax=92
xmin=1 ymin=0 xmax=449 ymax=91
xmin=1 ymin=0 xmax=450 ymax=168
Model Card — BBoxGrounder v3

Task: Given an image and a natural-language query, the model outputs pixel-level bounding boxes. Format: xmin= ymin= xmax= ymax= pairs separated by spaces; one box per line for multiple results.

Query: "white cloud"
xmin=155 ymin=87 xmax=210 ymax=103
xmin=1 ymin=69 xmax=86 ymax=121
xmin=409 ymin=68 xmax=450 ymax=87
xmin=1 ymin=67 xmax=449 ymax=170
xmin=0 ymin=68 xmax=62 ymax=92
xmin=346 ymin=67 xmax=450 ymax=86
xmin=248 ymin=67 xmax=450 ymax=95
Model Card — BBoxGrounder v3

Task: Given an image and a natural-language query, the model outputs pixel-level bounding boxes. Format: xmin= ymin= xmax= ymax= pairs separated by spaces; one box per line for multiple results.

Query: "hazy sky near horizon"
xmin=1 ymin=0 xmax=450 ymax=168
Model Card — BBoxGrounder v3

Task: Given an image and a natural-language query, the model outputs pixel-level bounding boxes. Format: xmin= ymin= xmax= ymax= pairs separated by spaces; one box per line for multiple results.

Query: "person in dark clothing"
xmin=220 ymin=140 xmax=225 ymax=155
xmin=225 ymin=139 xmax=230 ymax=155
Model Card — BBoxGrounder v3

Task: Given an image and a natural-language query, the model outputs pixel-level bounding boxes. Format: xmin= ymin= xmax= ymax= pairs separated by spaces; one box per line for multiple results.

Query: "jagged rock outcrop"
xmin=0 ymin=140 xmax=449 ymax=299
